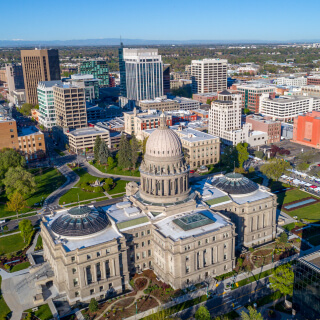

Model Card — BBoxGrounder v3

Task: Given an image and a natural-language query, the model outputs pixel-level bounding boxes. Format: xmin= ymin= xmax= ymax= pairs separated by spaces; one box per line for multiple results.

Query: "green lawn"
xmin=10 ymin=262 xmax=30 ymax=273
xmin=0 ymin=276 xmax=11 ymax=319
xmin=232 ymin=269 xmax=273 ymax=290
xmin=93 ymin=162 xmax=140 ymax=177
xmin=0 ymin=233 xmax=26 ymax=255
xmin=0 ymin=167 xmax=67 ymax=219
xmin=275 ymin=188 xmax=320 ymax=220
xmin=35 ymin=235 xmax=43 ymax=251
xmin=25 ymin=303 xmax=53 ymax=320
xmin=108 ymin=180 xmax=130 ymax=195
xmin=59 ymin=168 xmax=105 ymax=205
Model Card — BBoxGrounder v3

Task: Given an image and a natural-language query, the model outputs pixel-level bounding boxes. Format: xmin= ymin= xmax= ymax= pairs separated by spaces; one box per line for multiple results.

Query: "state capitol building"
xmin=40 ymin=114 xmax=277 ymax=303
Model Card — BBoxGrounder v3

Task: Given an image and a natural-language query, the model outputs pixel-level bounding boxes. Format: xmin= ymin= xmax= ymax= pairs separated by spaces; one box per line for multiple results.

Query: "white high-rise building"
xmin=191 ymin=59 xmax=227 ymax=94
xmin=120 ymin=48 xmax=163 ymax=101
xmin=37 ymin=80 xmax=62 ymax=129
xmin=209 ymin=90 xmax=268 ymax=146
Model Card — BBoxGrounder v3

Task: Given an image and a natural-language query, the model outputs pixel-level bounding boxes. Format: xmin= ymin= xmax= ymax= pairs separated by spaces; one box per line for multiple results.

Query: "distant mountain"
xmin=0 ymin=38 xmax=317 ymax=47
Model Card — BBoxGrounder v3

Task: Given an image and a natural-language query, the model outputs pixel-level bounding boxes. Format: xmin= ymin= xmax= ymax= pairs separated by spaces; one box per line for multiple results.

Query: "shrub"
xmin=4 ymin=264 xmax=11 ymax=270
xmin=249 ymin=247 xmax=254 ymax=253
xmin=248 ymin=167 xmax=255 ymax=173
xmin=283 ymin=223 xmax=295 ymax=232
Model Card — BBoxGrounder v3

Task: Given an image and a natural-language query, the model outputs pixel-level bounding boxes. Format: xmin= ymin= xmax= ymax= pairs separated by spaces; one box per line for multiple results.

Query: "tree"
xmin=3 ymin=166 xmax=36 ymax=197
xmin=88 ymin=298 xmax=98 ymax=313
xmin=254 ymin=150 xmax=264 ymax=159
xmin=0 ymin=149 xmax=26 ymax=177
xmin=206 ymin=98 xmax=212 ymax=105
xmin=118 ymin=134 xmax=131 ymax=169
xmin=99 ymin=140 xmax=111 ymax=164
xmin=279 ymin=232 xmax=288 ymax=244
xmin=243 ymin=108 xmax=251 ymax=115
xmin=130 ymin=134 xmax=139 ymax=169
xmin=236 ymin=142 xmax=249 ymax=168
xmin=104 ymin=178 xmax=114 ymax=191
xmin=195 ymin=306 xmax=210 ymax=320
xmin=296 ymin=162 xmax=310 ymax=171
xmin=269 ymin=264 xmax=294 ymax=303
xmin=19 ymin=103 xmax=33 ymax=116
xmin=260 ymin=158 xmax=292 ymax=181
xmin=107 ymin=157 xmax=116 ymax=169
xmin=6 ymin=191 xmax=27 ymax=220
xmin=221 ymin=146 xmax=238 ymax=169
xmin=241 ymin=306 xmax=263 ymax=320
xmin=18 ymin=219 xmax=34 ymax=243
xmin=142 ymin=137 xmax=149 ymax=156
xmin=94 ymin=136 xmax=102 ymax=161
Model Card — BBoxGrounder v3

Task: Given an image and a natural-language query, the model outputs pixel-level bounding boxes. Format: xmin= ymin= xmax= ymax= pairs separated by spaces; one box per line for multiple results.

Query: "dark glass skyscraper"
xmin=293 ymin=252 xmax=320 ymax=319
xmin=119 ymin=43 xmax=127 ymax=97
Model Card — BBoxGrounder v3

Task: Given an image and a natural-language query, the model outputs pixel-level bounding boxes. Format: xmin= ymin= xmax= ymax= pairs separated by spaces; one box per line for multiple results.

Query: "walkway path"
xmin=0 ymin=231 xmax=20 ymax=238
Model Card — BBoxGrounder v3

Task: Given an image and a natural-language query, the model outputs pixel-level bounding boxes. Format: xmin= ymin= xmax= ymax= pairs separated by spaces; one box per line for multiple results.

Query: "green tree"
xmin=6 ymin=191 xmax=27 ymax=220
xmin=243 ymin=108 xmax=251 ymax=115
xmin=19 ymin=103 xmax=33 ymax=116
xmin=279 ymin=232 xmax=288 ymax=244
xmin=88 ymin=298 xmax=99 ymax=313
xmin=296 ymin=162 xmax=309 ymax=171
xmin=130 ymin=134 xmax=139 ymax=169
xmin=254 ymin=150 xmax=264 ymax=159
xmin=3 ymin=166 xmax=36 ymax=197
xmin=206 ymin=98 xmax=212 ymax=105
xmin=0 ymin=149 xmax=26 ymax=177
xmin=221 ymin=146 xmax=238 ymax=169
xmin=269 ymin=264 xmax=294 ymax=303
xmin=260 ymin=158 xmax=292 ymax=181
xmin=99 ymin=140 xmax=111 ymax=164
xmin=241 ymin=306 xmax=263 ymax=320
xmin=118 ymin=134 xmax=131 ymax=169
xmin=236 ymin=143 xmax=249 ymax=168
xmin=104 ymin=178 xmax=114 ymax=191
xmin=18 ymin=219 xmax=34 ymax=243
xmin=94 ymin=136 xmax=102 ymax=161
xmin=195 ymin=306 xmax=210 ymax=320
xmin=107 ymin=156 xmax=116 ymax=169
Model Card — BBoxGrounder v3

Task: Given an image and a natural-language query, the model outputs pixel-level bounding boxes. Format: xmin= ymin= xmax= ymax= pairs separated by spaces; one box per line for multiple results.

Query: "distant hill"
xmin=0 ymin=38 xmax=316 ymax=47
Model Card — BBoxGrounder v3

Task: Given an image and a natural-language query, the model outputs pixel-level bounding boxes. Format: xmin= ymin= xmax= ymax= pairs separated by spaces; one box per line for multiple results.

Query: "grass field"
xmin=0 ymin=276 xmax=11 ymax=319
xmin=10 ymin=262 xmax=30 ymax=273
xmin=0 ymin=233 xmax=26 ymax=255
xmin=0 ymin=167 xmax=67 ymax=219
xmin=59 ymin=168 xmax=105 ymax=205
xmin=93 ymin=162 xmax=140 ymax=177
xmin=274 ymin=186 xmax=320 ymax=221
xmin=25 ymin=303 xmax=53 ymax=320
xmin=108 ymin=180 xmax=130 ymax=195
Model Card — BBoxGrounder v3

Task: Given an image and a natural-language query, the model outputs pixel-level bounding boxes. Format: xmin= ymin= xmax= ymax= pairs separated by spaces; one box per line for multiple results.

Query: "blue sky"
xmin=1 ymin=0 xmax=320 ymax=41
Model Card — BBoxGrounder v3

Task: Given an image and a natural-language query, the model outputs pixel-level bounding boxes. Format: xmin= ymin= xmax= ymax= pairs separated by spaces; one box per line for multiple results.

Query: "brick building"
xmin=245 ymin=115 xmax=281 ymax=144
xmin=307 ymin=75 xmax=320 ymax=86
xmin=192 ymin=92 xmax=218 ymax=104
xmin=292 ymin=111 xmax=320 ymax=149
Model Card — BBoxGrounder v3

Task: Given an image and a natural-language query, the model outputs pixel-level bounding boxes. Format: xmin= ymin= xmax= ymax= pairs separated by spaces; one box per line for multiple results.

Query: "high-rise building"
xmin=21 ymin=49 xmax=60 ymax=105
xmin=37 ymin=80 xmax=62 ymax=129
xmin=65 ymin=74 xmax=100 ymax=101
xmin=5 ymin=63 xmax=25 ymax=93
xmin=53 ymin=84 xmax=87 ymax=131
xmin=236 ymin=83 xmax=276 ymax=113
xmin=118 ymin=47 xmax=163 ymax=101
xmin=191 ymin=59 xmax=227 ymax=94
xmin=79 ymin=60 xmax=109 ymax=87
xmin=163 ymin=64 xmax=170 ymax=95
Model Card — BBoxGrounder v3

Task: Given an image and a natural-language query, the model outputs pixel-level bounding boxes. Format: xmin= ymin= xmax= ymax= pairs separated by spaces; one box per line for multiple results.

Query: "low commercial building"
xmin=276 ymin=76 xmax=307 ymax=87
xmin=138 ymin=98 xmax=179 ymax=112
xmin=259 ymin=94 xmax=320 ymax=121
xmin=192 ymin=92 xmax=218 ymax=104
xmin=292 ymin=111 xmax=320 ymax=149
xmin=307 ymin=75 xmax=320 ymax=86
xmin=172 ymin=97 xmax=200 ymax=110
xmin=170 ymin=79 xmax=192 ymax=90
xmin=301 ymin=85 xmax=320 ymax=97
xmin=0 ymin=109 xmax=46 ymax=161
xmin=245 ymin=115 xmax=281 ymax=144
xmin=281 ymin=122 xmax=294 ymax=139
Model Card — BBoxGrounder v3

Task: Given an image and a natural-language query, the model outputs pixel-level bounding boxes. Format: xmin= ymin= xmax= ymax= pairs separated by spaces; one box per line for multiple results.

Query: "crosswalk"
xmin=223 ymin=292 xmax=243 ymax=310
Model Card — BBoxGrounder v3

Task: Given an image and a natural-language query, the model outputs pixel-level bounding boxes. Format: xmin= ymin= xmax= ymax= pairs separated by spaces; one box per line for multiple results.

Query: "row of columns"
xmin=141 ymin=175 xmax=188 ymax=196
xmin=250 ymin=212 xmax=270 ymax=232
xmin=82 ymin=258 xmax=118 ymax=286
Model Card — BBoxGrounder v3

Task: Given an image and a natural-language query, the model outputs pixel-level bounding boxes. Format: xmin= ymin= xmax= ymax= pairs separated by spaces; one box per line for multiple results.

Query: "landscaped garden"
xmin=0 ymin=167 xmax=67 ymax=219
xmin=92 ymin=161 xmax=140 ymax=177
xmin=24 ymin=303 xmax=53 ymax=320
xmin=59 ymin=167 xmax=129 ymax=205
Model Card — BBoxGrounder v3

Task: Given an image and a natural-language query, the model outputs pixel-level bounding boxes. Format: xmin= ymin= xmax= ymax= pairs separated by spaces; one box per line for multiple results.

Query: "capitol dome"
xmin=211 ymin=173 xmax=259 ymax=196
xmin=51 ymin=206 xmax=110 ymax=238
xmin=146 ymin=127 xmax=182 ymax=158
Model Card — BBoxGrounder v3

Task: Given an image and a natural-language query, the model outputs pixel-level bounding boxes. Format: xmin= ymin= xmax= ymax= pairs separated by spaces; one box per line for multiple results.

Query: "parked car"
xmin=190 ymin=170 xmax=195 ymax=174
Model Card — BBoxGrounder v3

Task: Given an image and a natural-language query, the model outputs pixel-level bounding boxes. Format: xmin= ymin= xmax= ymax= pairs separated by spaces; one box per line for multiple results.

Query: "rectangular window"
xmin=73 ymin=278 xmax=79 ymax=286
